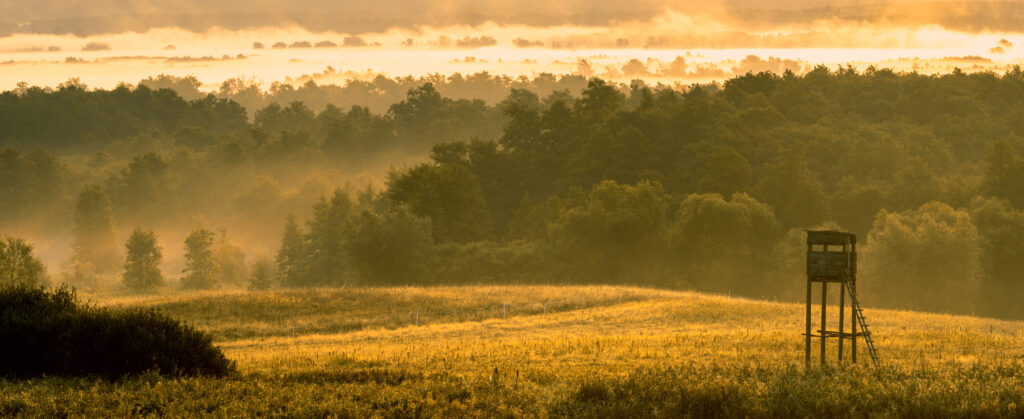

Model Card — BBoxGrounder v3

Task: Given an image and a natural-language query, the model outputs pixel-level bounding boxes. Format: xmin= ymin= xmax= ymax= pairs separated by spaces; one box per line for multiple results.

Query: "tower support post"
xmin=839 ymin=281 xmax=845 ymax=362
xmin=851 ymin=280 xmax=857 ymax=363
xmin=805 ymin=231 xmax=861 ymax=367
xmin=820 ymin=281 xmax=827 ymax=365
xmin=805 ymin=279 xmax=812 ymax=365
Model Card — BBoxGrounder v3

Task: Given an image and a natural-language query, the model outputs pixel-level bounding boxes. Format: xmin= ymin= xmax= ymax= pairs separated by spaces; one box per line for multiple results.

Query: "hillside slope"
xmin=4 ymin=286 xmax=1024 ymax=417
xmin=193 ymin=286 xmax=1024 ymax=372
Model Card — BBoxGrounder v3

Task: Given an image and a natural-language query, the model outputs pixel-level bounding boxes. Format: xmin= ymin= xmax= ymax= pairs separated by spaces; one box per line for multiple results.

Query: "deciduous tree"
xmin=0 ymin=236 xmax=47 ymax=286
xmin=181 ymin=229 xmax=218 ymax=289
xmin=71 ymin=185 xmax=120 ymax=275
xmin=122 ymin=228 xmax=163 ymax=291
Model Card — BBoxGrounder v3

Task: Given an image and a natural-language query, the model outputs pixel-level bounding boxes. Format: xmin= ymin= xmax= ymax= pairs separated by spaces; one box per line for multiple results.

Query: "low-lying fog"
xmin=0 ymin=10 xmax=1021 ymax=90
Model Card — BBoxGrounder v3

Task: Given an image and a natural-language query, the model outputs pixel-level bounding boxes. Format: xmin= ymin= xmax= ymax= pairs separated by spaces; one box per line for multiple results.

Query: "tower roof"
xmin=806 ymin=230 xmax=856 ymax=245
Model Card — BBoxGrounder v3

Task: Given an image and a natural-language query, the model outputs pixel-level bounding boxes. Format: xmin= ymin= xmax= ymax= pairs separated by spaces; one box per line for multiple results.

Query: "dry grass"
xmin=90 ymin=286 xmax=673 ymax=341
xmin=4 ymin=285 xmax=1024 ymax=417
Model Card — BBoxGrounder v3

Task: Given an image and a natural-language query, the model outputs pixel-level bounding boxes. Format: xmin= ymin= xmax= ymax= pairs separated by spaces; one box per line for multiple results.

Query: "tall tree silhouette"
xmin=122 ymin=228 xmax=163 ymax=291
xmin=181 ymin=229 xmax=218 ymax=289
xmin=71 ymin=185 xmax=120 ymax=275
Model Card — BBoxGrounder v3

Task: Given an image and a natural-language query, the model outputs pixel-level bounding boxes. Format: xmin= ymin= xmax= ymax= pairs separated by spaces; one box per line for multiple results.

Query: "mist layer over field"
xmin=1 ymin=2 xmax=1023 ymax=90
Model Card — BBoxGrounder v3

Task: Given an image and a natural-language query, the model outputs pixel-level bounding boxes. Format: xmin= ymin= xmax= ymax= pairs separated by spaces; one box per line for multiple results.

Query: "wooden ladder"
xmin=845 ymin=280 xmax=879 ymax=366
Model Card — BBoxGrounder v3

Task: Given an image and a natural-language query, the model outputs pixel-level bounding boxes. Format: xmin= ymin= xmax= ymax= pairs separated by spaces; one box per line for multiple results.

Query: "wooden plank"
xmin=806 ymin=230 xmax=854 ymax=245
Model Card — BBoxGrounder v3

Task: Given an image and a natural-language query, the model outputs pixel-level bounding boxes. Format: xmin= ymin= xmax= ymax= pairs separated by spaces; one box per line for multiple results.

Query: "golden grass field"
xmin=3 ymin=285 xmax=1024 ymax=417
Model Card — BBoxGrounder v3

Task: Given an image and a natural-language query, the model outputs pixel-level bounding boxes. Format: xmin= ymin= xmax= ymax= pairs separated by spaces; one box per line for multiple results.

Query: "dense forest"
xmin=139 ymin=72 xmax=594 ymax=115
xmin=4 ymin=66 xmax=1024 ymax=319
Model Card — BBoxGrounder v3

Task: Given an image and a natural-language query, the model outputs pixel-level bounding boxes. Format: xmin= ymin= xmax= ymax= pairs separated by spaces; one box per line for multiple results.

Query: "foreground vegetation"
xmin=0 ymin=285 xmax=233 ymax=380
xmin=3 ymin=285 xmax=1023 ymax=417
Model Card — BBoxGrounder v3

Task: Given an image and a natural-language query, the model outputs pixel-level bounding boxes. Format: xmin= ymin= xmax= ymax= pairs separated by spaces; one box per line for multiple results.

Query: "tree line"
xmin=4 ymin=66 xmax=1024 ymax=318
xmin=141 ymin=72 xmax=593 ymax=115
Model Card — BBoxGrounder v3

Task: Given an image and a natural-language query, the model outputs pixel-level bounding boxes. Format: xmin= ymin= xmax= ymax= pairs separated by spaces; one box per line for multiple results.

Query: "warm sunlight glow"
xmin=1 ymin=10 xmax=1021 ymax=90
xmin=6 ymin=1 xmax=1024 ymax=416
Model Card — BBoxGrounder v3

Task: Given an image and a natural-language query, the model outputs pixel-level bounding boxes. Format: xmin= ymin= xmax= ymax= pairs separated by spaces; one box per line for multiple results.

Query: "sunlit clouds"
xmin=0 ymin=9 xmax=1022 ymax=90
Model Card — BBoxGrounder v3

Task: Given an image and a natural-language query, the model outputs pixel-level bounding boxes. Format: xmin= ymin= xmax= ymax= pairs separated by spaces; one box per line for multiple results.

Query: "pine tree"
xmin=122 ymin=228 xmax=163 ymax=291
xmin=248 ymin=256 xmax=275 ymax=290
xmin=303 ymin=190 xmax=351 ymax=285
xmin=275 ymin=213 xmax=307 ymax=287
xmin=71 ymin=185 xmax=120 ymax=275
xmin=181 ymin=228 xmax=218 ymax=289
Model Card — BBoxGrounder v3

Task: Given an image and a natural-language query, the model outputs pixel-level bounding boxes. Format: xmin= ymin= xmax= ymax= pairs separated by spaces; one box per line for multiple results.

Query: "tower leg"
xmin=839 ymin=281 xmax=845 ymax=363
xmin=820 ymin=281 xmax=827 ymax=365
xmin=805 ymin=279 xmax=812 ymax=366
xmin=851 ymin=285 xmax=857 ymax=363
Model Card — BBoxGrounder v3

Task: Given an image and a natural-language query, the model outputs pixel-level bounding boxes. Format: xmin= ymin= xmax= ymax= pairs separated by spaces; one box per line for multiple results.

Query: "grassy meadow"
xmin=3 ymin=285 xmax=1024 ymax=417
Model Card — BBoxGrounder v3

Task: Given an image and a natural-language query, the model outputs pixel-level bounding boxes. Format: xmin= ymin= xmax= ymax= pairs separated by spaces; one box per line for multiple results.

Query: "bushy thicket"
xmin=0 ymin=284 xmax=234 ymax=379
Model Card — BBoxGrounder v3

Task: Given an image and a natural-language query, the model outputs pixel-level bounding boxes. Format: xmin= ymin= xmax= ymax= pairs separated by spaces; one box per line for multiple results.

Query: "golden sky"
xmin=0 ymin=2 xmax=1022 ymax=90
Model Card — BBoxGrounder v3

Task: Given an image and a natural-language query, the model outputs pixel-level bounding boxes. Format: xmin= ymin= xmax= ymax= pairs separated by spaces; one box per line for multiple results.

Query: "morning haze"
xmin=2 ymin=0 xmax=1024 ymax=416
xmin=4 ymin=0 xmax=1022 ymax=34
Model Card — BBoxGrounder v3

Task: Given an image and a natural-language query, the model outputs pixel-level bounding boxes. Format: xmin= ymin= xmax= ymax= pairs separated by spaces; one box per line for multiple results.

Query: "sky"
xmin=0 ymin=1 xmax=1023 ymax=91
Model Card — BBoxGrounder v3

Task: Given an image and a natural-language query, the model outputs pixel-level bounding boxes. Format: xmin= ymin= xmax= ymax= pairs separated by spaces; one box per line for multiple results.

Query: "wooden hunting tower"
xmin=805 ymin=230 xmax=878 ymax=366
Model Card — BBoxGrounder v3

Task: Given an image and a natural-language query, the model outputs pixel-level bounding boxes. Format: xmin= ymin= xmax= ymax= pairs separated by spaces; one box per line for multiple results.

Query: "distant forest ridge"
xmin=5 ymin=66 xmax=1024 ymax=319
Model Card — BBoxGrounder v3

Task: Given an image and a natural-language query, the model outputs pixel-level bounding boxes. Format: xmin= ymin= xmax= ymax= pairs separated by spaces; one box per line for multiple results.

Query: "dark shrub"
xmin=0 ymin=284 xmax=234 ymax=379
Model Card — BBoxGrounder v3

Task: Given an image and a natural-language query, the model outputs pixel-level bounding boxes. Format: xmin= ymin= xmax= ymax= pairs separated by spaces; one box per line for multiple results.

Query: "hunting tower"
xmin=805 ymin=230 xmax=878 ymax=366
